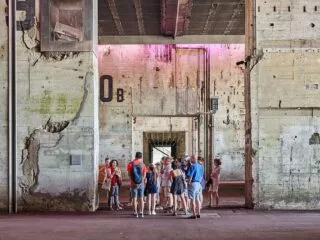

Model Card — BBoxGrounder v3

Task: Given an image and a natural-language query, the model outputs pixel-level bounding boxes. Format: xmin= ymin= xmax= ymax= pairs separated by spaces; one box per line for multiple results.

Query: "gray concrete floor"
xmin=1 ymin=209 xmax=320 ymax=240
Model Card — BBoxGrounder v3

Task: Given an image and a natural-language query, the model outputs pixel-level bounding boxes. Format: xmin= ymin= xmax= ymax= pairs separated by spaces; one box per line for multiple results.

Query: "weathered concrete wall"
xmin=12 ymin=2 xmax=99 ymax=211
xmin=253 ymin=0 xmax=320 ymax=209
xmin=210 ymin=45 xmax=245 ymax=180
xmin=99 ymin=44 xmax=245 ymax=181
xmin=0 ymin=1 xmax=8 ymax=211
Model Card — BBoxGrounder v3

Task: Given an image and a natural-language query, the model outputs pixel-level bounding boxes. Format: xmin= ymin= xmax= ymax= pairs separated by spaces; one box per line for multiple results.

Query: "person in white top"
xmin=209 ymin=158 xmax=222 ymax=208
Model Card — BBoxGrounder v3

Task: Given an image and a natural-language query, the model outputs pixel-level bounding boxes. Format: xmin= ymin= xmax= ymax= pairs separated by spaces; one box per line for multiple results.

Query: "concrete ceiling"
xmin=98 ymin=0 xmax=245 ymax=38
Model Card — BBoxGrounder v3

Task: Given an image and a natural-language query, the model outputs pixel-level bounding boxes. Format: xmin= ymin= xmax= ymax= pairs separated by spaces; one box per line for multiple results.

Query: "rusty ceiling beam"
xmin=160 ymin=0 xmax=167 ymax=35
xmin=133 ymin=0 xmax=145 ymax=35
xmin=161 ymin=0 xmax=190 ymax=38
xmin=106 ymin=0 xmax=124 ymax=35
xmin=183 ymin=0 xmax=193 ymax=35
xmin=202 ymin=3 xmax=220 ymax=35
xmin=224 ymin=2 xmax=243 ymax=34
xmin=173 ymin=0 xmax=181 ymax=38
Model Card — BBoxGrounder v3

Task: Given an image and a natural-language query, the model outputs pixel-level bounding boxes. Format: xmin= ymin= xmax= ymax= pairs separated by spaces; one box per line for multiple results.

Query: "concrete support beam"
xmin=244 ymin=0 xmax=254 ymax=209
xmin=98 ymin=35 xmax=245 ymax=44
xmin=133 ymin=0 xmax=145 ymax=35
xmin=106 ymin=0 xmax=124 ymax=35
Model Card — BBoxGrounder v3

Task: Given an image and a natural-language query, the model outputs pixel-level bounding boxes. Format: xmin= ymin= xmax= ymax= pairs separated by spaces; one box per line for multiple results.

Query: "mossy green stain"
xmin=56 ymin=94 xmax=68 ymax=114
xmin=39 ymin=90 xmax=52 ymax=114
xmin=67 ymin=98 xmax=82 ymax=114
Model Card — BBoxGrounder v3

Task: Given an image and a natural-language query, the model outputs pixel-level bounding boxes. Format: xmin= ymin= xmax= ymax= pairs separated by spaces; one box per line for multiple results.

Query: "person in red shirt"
xmin=127 ymin=152 xmax=147 ymax=218
xmin=108 ymin=159 xmax=122 ymax=210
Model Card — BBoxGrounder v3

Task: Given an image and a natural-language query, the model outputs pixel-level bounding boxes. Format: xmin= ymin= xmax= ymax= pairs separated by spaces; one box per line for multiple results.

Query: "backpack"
xmin=131 ymin=162 xmax=143 ymax=184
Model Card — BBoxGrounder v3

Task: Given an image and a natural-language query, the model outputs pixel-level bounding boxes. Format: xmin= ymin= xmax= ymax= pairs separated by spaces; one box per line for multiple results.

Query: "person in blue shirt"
xmin=186 ymin=155 xmax=204 ymax=219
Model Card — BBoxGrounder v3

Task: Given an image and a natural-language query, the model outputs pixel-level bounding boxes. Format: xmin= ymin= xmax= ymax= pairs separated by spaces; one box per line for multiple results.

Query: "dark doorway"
xmin=143 ymin=131 xmax=185 ymax=164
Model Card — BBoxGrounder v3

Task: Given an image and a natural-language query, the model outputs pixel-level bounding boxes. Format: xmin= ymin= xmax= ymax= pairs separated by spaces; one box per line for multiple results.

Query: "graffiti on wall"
xmin=100 ymin=75 xmax=124 ymax=103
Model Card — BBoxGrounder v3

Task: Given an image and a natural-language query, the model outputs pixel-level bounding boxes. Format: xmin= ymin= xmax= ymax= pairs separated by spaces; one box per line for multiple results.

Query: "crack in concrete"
xmin=71 ymin=71 xmax=92 ymax=124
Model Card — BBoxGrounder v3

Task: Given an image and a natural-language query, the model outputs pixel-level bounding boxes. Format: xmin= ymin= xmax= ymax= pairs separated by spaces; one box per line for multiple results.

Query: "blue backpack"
xmin=131 ymin=162 xmax=143 ymax=184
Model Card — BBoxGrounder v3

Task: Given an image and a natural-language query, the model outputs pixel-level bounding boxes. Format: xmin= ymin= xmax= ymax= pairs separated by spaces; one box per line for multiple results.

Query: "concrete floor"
xmin=0 ymin=210 xmax=320 ymax=240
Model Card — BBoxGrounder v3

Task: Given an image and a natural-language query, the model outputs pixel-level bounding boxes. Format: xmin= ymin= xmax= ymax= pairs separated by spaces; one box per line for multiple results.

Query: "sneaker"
xmin=109 ymin=207 xmax=114 ymax=211
xmin=148 ymin=211 xmax=151 ymax=215
xmin=172 ymin=212 xmax=177 ymax=216
xmin=140 ymin=213 xmax=144 ymax=218
xmin=134 ymin=212 xmax=138 ymax=218
xmin=188 ymin=215 xmax=197 ymax=219
xmin=117 ymin=206 xmax=123 ymax=210
xmin=152 ymin=211 xmax=156 ymax=215
xmin=196 ymin=214 xmax=201 ymax=218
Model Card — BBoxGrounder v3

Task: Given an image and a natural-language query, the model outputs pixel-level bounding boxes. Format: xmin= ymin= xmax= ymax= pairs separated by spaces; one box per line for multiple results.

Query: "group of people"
xmin=99 ymin=152 xmax=222 ymax=219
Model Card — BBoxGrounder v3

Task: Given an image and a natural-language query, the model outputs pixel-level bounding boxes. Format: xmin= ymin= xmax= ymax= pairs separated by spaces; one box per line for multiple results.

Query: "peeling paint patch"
xmin=43 ymin=118 xmax=69 ymax=133
xmin=20 ymin=129 xmax=40 ymax=194
xmin=309 ymin=133 xmax=320 ymax=145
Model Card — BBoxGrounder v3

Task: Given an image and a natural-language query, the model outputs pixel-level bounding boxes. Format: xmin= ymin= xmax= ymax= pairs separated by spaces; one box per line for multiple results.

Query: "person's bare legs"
xmin=191 ymin=199 xmax=196 ymax=217
xmin=133 ymin=197 xmax=138 ymax=217
xmin=151 ymin=194 xmax=156 ymax=214
xmin=139 ymin=197 xmax=145 ymax=217
xmin=185 ymin=195 xmax=190 ymax=211
xmin=169 ymin=193 xmax=173 ymax=207
xmin=148 ymin=194 xmax=152 ymax=215
xmin=180 ymin=193 xmax=188 ymax=214
xmin=196 ymin=198 xmax=201 ymax=216
xmin=199 ymin=191 xmax=203 ymax=209
xmin=172 ymin=194 xmax=177 ymax=215
xmin=209 ymin=191 xmax=214 ymax=207
xmin=215 ymin=191 xmax=219 ymax=207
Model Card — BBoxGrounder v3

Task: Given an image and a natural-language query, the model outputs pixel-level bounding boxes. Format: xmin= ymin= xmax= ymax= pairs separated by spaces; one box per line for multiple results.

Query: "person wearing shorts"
xmin=127 ymin=152 xmax=147 ymax=218
xmin=187 ymin=155 xmax=204 ymax=219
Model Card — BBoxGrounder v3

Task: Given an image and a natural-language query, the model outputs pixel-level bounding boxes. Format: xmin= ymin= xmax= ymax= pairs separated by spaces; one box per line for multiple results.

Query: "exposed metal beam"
xmin=202 ymin=3 xmax=220 ymax=35
xmin=224 ymin=3 xmax=243 ymax=34
xmin=133 ymin=0 xmax=145 ymax=35
xmin=106 ymin=0 xmax=124 ymax=35
xmin=99 ymin=35 xmax=245 ymax=44
xmin=8 ymin=0 xmax=17 ymax=213
xmin=173 ymin=0 xmax=181 ymax=39
xmin=160 ymin=0 xmax=167 ymax=35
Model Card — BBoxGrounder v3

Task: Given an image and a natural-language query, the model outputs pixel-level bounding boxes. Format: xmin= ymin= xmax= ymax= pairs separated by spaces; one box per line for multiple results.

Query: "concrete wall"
xmin=11 ymin=1 xmax=99 ymax=212
xmin=0 ymin=1 xmax=8 ymax=211
xmin=99 ymin=44 xmax=245 ymax=181
xmin=253 ymin=0 xmax=320 ymax=209
xmin=211 ymin=44 xmax=245 ymax=180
